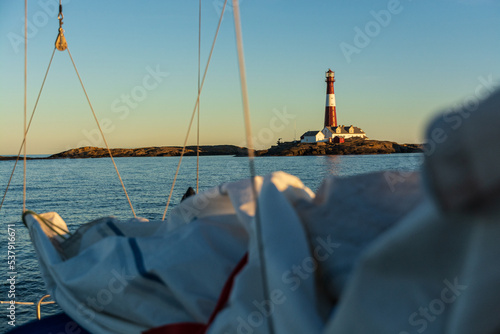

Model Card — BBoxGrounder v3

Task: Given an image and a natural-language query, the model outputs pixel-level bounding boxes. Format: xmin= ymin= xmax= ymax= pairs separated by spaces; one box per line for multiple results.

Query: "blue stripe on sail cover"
xmin=128 ymin=238 xmax=164 ymax=285
xmin=106 ymin=221 xmax=124 ymax=236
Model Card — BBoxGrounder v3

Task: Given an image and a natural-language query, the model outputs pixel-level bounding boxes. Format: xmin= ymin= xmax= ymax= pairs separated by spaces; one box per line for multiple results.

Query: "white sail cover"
xmin=24 ymin=172 xmax=326 ymax=333
xmin=25 ymin=88 xmax=500 ymax=334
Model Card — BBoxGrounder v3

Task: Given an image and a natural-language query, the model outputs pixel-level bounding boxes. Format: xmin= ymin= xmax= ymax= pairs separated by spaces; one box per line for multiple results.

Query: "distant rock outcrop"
xmin=47 ymin=145 xmax=247 ymax=159
xmin=251 ymin=138 xmax=423 ymax=156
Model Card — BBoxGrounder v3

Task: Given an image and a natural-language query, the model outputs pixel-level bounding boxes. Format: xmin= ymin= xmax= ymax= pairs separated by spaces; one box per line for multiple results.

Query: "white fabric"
xmin=26 ymin=169 xmax=423 ymax=334
xmin=208 ymin=170 xmax=423 ymax=333
xmin=298 ymin=171 xmax=423 ymax=299
xmin=424 ymin=88 xmax=500 ymax=212
xmin=208 ymin=172 xmax=326 ymax=334
xmin=324 ymin=198 xmax=500 ymax=334
xmin=25 ymin=172 xmax=318 ymax=334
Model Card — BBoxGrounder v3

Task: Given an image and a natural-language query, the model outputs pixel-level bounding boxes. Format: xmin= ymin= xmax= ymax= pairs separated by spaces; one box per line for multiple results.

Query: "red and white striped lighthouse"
xmin=324 ymin=69 xmax=337 ymax=128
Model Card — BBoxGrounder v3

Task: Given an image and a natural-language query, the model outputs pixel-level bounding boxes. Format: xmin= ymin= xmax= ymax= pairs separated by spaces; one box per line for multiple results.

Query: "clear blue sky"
xmin=1 ymin=0 xmax=499 ymax=155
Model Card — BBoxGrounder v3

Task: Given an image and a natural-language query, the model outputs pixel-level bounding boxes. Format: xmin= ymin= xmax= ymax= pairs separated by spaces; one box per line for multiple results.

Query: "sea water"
xmin=0 ymin=154 xmax=422 ymax=331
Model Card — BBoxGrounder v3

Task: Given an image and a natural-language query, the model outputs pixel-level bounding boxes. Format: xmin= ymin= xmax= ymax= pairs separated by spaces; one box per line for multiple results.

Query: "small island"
xmin=254 ymin=138 xmax=422 ymax=156
xmin=0 ymin=139 xmax=422 ymax=161
xmin=46 ymin=145 xmax=247 ymax=159
xmin=0 ymin=146 xmax=245 ymax=160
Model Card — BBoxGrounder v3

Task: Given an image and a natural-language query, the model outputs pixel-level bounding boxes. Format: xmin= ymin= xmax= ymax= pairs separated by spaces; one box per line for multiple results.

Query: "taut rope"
xmin=232 ymin=1 xmax=275 ymax=333
xmin=162 ymin=0 xmax=229 ymax=220
xmin=0 ymin=49 xmax=56 ymax=214
xmin=23 ymin=0 xmax=27 ymax=212
xmin=196 ymin=0 xmax=202 ymax=194
xmin=66 ymin=48 xmax=137 ymax=218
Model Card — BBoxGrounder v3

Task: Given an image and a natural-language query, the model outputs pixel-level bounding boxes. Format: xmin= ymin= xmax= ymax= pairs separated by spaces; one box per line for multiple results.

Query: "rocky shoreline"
xmin=0 ymin=145 xmax=246 ymax=160
xmin=0 ymin=139 xmax=423 ymax=160
xmin=253 ymin=138 xmax=423 ymax=156
xmin=46 ymin=145 xmax=247 ymax=159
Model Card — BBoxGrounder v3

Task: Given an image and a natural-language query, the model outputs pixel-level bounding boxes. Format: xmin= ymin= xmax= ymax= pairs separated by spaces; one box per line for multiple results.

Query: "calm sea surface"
xmin=0 ymin=154 xmax=422 ymax=331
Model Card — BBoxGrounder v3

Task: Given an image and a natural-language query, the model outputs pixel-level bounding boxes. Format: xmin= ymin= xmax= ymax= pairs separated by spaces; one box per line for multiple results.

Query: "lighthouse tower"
xmin=324 ymin=69 xmax=337 ymax=128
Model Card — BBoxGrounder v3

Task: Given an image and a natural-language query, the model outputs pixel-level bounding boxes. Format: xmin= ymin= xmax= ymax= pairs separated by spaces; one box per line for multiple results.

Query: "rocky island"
xmin=0 ymin=139 xmax=422 ymax=160
xmin=47 ymin=145 xmax=247 ymax=159
xmin=254 ymin=138 xmax=423 ymax=156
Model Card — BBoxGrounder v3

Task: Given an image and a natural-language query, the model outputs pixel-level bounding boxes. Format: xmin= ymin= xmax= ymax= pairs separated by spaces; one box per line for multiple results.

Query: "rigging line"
xmin=23 ymin=0 xmax=27 ymax=213
xmin=232 ymin=1 xmax=275 ymax=334
xmin=161 ymin=0 xmax=228 ymax=221
xmin=196 ymin=0 xmax=201 ymax=194
xmin=0 ymin=48 xmax=56 ymax=211
xmin=0 ymin=49 xmax=57 ymax=214
xmin=66 ymin=48 xmax=137 ymax=218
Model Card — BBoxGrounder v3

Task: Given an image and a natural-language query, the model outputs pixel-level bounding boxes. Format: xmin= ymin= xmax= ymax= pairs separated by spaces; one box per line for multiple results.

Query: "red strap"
xmin=206 ymin=253 xmax=248 ymax=325
xmin=143 ymin=253 xmax=249 ymax=334
xmin=143 ymin=323 xmax=205 ymax=334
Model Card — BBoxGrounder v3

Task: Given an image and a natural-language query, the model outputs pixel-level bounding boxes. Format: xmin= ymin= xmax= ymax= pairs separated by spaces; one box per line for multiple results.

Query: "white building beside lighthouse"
xmin=301 ymin=69 xmax=367 ymax=143
xmin=322 ymin=125 xmax=366 ymax=140
xmin=300 ymin=131 xmax=325 ymax=143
